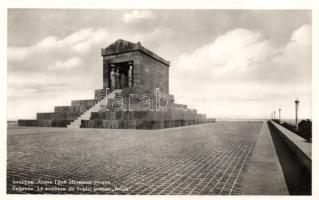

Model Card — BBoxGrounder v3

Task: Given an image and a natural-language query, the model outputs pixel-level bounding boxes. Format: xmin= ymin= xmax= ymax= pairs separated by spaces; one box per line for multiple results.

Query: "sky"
xmin=7 ymin=9 xmax=312 ymax=120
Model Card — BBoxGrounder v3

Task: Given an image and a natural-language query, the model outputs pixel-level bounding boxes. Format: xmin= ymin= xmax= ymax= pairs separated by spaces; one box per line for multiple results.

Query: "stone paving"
xmin=7 ymin=122 xmax=262 ymax=195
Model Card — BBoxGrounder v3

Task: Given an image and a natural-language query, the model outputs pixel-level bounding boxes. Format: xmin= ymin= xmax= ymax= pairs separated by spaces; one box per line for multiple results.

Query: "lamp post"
xmin=295 ymin=98 xmax=300 ymax=132
xmin=273 ymin=112 xmax=275 ymax=120
xmin=271 ymin=112 xmax=274 ymax=120
xmin=274 ymin=111 xmax=276 ymax=120
xmin=279 ymin=108 xmax=281 ymax=122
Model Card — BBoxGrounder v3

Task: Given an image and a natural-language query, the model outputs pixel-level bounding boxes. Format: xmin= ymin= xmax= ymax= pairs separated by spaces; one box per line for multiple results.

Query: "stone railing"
xmin=269 ymin=120 xmax=311 ymax=171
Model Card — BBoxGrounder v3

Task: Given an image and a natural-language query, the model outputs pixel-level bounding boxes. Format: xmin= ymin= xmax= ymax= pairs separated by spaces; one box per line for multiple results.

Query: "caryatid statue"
xmin=110 ymin=64 xmax=116 ymax=90
xmin=128 ymin=62 xmax=133 ymax=88
xmin=115 ymin=66 xmax=120 ymax=89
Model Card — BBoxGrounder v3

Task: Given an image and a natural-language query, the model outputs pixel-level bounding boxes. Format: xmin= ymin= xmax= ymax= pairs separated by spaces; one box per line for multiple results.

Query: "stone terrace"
xmin=8 ymin=122 xmax=263 ymax=195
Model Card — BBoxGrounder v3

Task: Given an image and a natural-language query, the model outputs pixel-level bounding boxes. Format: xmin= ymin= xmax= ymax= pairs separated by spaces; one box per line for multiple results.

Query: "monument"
xmin=18 ymin=39 xmax=215 ymax=129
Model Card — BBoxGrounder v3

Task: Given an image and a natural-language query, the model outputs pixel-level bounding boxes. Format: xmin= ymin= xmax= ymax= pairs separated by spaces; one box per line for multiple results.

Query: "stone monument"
xmin=18 ymin=39 xmax=215 ymax=129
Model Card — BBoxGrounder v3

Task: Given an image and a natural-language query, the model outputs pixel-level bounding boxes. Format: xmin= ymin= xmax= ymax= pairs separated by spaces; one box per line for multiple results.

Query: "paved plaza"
xmin=7 ymin=122 xmax=263 ymax=195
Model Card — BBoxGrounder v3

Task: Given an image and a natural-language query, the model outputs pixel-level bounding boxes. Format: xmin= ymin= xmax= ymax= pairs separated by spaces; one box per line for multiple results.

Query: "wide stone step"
xmin=80 ymin=119 xmax=216 ymax=129
xmin=68 ymin=125 xmax=80 ymax=128
xmin=66 ymin=95 xmax=110 ymax=128
xmin=90 ymin=111 xmax=203 ymax=121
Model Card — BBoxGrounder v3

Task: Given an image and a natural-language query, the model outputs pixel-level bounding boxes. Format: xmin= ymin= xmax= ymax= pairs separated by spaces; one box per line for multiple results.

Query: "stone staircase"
xmin=67 ymin=90 xmax=118 ymax=128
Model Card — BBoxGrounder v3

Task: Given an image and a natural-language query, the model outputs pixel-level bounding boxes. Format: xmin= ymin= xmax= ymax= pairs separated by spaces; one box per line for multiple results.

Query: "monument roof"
xmin=101 ymin=39 xmax=170 ymax=66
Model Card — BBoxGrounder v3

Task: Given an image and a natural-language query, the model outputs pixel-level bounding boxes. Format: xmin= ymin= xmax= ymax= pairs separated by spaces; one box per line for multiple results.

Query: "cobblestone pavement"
xmin=7 ymin=122 xmax=262 ymax=195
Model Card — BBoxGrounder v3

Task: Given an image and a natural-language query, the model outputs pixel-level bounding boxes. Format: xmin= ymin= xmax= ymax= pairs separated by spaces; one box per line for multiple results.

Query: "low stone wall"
xmin=18 ymin=120 xmax=73 ymax=127
xmin=269 ymin=120 xmax=311 ymax=172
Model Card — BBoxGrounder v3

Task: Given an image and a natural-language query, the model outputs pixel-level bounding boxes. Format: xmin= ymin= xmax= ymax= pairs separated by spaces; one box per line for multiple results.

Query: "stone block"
xmin=135 ymin=120 xmax=150 ymax=129
xmin=147 ymin=111 xmax=162 ymax=120
xmin=71 ymin=100 xmax=81 ymax=107
xmin=136 ymin=120 xmax=164 ymax=130
xmin=100 ymin=120 xmax=121 ymax=129
xmin=164 ymin=120 xmax=174 ymax=128
xmin=110 ymin=120 xmax=120 ymax=129
xmin=53 ymin=120 xmax=73 ymax=127
xmin=80 ymin=120 xmax=88 ymax=128
xmin=37 ymin=112 xmax=83 ymax=121
xmin=131 ymin=111 xmax=147 ymax=120
xmin=122 ymin=111 xmax=131 ymax=120
xmin=114 ymin=111 xmax=123 ymax=120
xmin=88 ymin=120 xmax=96 ymax=128
xmin=119 ymin=120 xmax=128 ymax=129
xmin=18 ymin=120 xmax=37 ymax=126
xmin=161 ymin=111 xmax=172 ymax=120
xmin=101 ymin=120 xmax=110 ymax=128
xmin=95 ymin=120 xmax=103 ymax=128
xmin=127 ymin=120 xmax=137 ymax=129
xmin=90 ymin=112 xmax=99 ymax=120
xmin=105 ymin=112 xmax=116 ymax=120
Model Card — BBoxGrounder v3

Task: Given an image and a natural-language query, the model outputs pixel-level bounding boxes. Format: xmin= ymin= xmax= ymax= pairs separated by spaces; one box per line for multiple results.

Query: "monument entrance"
xmin=108 ymin=61 xmax=133 ymax=90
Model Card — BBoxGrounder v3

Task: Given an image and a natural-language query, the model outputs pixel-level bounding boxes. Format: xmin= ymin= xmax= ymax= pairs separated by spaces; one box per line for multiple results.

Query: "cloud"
xmin=171 ymin=24 xmax=311 ymax=118
xmin=255 ymin=24 xmax=311 ymax=83
xmin=7 ymin=24 xmax=174 ymax=101
xmin=7 ymin=27 xmax=110 ymax=120
xmin=290 ymin=24 xmax=311 ymax=45
xmin=7 ymin=25 xmax=170 ymax=63
xmin=8 ymin=27 xmax=109 ymax=61
xmin=48 ymin=57 xmax=82 ymax=70
xmin=174 ymin=25 xmax=311 ymax=84
xmin=122 ymin=10 xmax=155 ymax=23
xmin=174 ymin=28 xmax=276 ymax=82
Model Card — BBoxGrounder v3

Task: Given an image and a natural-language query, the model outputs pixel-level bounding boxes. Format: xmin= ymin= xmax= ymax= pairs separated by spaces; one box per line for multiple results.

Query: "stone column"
xmin=103 ymin=60 xmax=109 ymax=90
xmin=110 ymin=64 xmax=116 ymax=90
xmin=128 ymin=62 xmax=133 ymax=88
xmin=295 ymin=98 xmax=300 ymax=132
xmin=116 ymin=66 xmax=120 ymax=89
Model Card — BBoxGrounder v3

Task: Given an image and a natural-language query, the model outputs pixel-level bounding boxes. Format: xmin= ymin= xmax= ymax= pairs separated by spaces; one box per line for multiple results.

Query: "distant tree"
xmin=271 ymin=119 xmax=312 ymax=142
xmin=273 ymin=119 xmax=280 ymax=124
xmin=298 ymin=119 xmax=312 ymax=142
